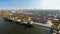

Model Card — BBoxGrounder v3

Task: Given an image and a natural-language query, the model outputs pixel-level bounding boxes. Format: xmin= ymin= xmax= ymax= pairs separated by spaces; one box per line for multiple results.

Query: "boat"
xmin=2 ymin=13 xmax=33 ymax=27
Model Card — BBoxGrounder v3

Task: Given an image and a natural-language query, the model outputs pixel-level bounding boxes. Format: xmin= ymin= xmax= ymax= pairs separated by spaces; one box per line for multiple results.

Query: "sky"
xmin=0 ymin=0 xmax=41 ymax=9
xmin=41 ymin=0 xmax=60 ymax=9
xmin=0 ymin=0 xmax=60 ymax=9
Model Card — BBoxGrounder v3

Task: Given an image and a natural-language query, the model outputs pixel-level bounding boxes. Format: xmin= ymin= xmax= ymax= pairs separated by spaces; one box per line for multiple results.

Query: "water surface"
xmin=0 ymin=17 xmax=50 ymax=34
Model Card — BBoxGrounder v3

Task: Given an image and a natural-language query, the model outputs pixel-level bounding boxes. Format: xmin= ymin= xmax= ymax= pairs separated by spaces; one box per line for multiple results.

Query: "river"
xmin=0 ymin=16 xmax=51 ymax=34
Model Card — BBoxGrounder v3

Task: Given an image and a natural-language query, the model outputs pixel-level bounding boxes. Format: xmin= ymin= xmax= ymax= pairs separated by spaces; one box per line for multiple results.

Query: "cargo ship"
xmin=2 ymin=13 xmax=33 ymax=27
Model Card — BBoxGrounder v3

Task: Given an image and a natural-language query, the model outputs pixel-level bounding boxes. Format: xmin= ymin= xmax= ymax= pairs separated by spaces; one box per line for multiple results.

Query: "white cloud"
xmin=41 ymin=0 xmax=60 ymax=9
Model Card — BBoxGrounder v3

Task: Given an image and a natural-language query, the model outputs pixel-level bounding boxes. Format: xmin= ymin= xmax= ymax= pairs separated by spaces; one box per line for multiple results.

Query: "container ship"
xmin=2 ymin=13 xmax=33 ymax=27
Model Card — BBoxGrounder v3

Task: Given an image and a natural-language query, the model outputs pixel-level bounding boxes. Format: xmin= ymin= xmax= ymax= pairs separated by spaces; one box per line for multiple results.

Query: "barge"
xmin=2 ymin=13 xmax=33 ymax=27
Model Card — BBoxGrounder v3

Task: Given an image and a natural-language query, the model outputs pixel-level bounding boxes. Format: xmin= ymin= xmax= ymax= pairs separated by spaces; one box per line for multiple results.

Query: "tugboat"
xmin=2 ymin=13 xmax=33 ymax=27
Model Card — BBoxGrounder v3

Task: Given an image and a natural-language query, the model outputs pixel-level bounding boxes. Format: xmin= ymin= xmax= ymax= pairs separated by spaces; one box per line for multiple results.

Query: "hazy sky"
xmin=0 ymin=0 xmax=41 ymax=9
xmin=41 ymin=0 xmax=60 ymax=9
xmin=0 ymin=0 xmax=60 ymax=9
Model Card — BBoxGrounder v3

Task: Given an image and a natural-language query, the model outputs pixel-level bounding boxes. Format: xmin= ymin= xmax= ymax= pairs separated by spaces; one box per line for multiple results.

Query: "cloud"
xmin=41 ymin=0 xmax=60 ymax=9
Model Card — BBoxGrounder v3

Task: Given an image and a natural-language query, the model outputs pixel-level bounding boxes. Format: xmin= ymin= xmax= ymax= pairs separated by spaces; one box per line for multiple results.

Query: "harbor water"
xmin=0 ymin=16 xmax=51 ymax=34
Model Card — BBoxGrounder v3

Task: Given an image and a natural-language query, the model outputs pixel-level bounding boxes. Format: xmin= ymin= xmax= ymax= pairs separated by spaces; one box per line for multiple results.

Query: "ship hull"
xmin=3 ymin=18 xmax=33 ymax=27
